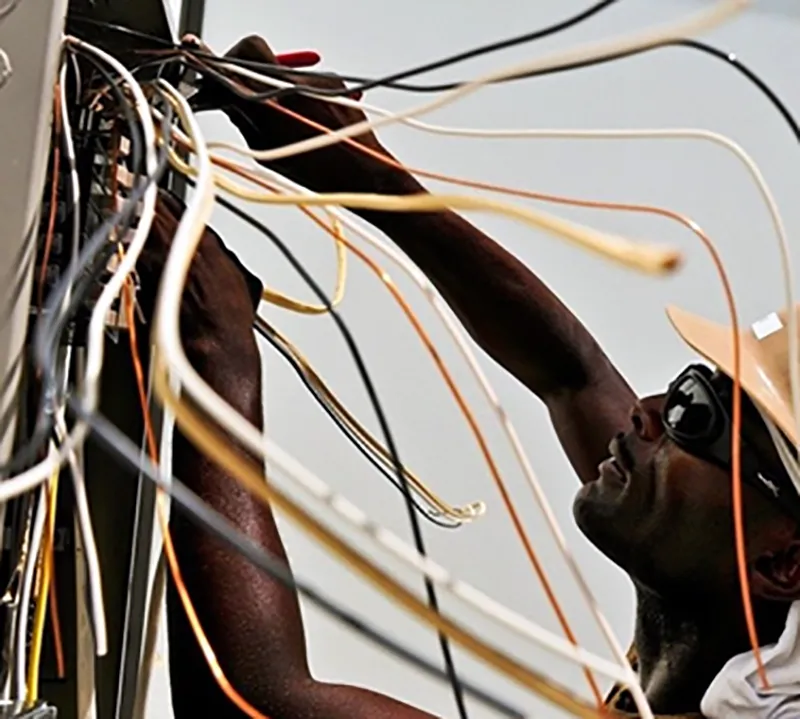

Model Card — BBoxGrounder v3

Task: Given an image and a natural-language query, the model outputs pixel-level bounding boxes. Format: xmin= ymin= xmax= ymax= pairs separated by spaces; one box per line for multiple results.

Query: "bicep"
xmin=545 ymin=369 xmax=636 ymax=485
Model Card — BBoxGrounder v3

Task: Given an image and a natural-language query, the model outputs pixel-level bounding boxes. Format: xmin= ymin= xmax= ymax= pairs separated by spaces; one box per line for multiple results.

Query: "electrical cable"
xmin=212 ymin=58 xmax=800 ymax=673
xmin=164 ymin=24 xmax=784 ymax=699
xmin=53 ymin=411 xmax=108 ymax=657
xmin=21 ymin=54 xmax=624 ymax=716
xmin=253 ymin=317 xmax=461 ymax=529
xmin=221 ymin=65 xmax=794 ymax=691
xmin=61 ymin=2 xmax=792 ymax=704
xmin=68 ymin=397 xmax=527 ymax=719
xmin=191 ymin=0 xmax=747 ymax=163
xmin=184 ymin=144 xmax=610 ymax=701
xmin=205 ymin=59 xmax=793 ymax=681
xmin=13 ymin=46 xmax=170 ymax=512
xmin=255 ymin=315 xmax=474 ymax=525
xmin=156 ymin=82 xmax=472 ymax=719
xmin=24 ymin=466 xmax=58 ymax=707
xmin=171 ymin=50 xmax=800 ymax=500
xmin=75 ymin=0 xmax=622 ymax=91
xmin=172 ymin=177 xmax=640 ymax=696
xmin=0 ymin=45 xmax=149 ymax=480
xmin=155 ymin=99 xmax=639 ymax=711
xmin=261 ymin=216 xmax=347 ymax=314
xmin=13 ymin=480 xmax=47 ymax=701
xmin=166 ymin=143 xmax=482 ymax=525
xmin=211 ymin=89 xmax=783 ymax=691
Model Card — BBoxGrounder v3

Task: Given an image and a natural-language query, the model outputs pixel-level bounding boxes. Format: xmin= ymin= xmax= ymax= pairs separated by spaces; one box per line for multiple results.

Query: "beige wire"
xmin=153 ymin=97 xmax=678 ymax=275
xmin=150 ymin=83 xmax=644 ymax=715
xmin=196 ymin=170 xmax=678 ymax=274
xmin=205 ymin=0 xmax=748 ymax=164
xmin=151 ymin=354 xmax=604 ymax=718
xmin=262 ymin=217 xmax=348 ymax=314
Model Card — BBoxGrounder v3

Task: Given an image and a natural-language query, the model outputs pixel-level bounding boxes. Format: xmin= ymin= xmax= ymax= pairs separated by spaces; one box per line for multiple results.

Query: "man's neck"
xmin=632 ymin=585 xmax=789 ymax=715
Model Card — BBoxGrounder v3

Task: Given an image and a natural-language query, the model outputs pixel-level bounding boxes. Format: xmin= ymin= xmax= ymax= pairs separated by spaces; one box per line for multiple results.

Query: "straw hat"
xmin=666 ymin=304 xmax=800 ymax=446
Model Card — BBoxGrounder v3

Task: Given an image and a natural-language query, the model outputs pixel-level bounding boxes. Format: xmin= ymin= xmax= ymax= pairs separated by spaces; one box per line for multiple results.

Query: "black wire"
xmin=188 ymin=35 xmax=800 ymax=151
xmin=72 ymin=0 xmax=621 ymax=95
xmin=672 ymin=39 xmax=800 ymax=144
xmin=67 ymin=400 xmax=524 ymax=719
xmin=68 ymin=4 xmax=800 ymax=147
xmin=187 ymin=184 xmax=469 ymax=719
xmin=254 ymin=319 xmax=461 ymax=530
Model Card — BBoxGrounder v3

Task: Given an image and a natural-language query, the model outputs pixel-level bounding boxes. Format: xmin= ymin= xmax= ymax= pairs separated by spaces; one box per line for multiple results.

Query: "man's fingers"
xmin=224 ymin=35 xmax=278 ymax=65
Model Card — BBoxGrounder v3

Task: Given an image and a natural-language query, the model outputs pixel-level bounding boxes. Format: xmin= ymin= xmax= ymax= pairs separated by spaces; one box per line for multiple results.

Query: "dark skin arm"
xmin=137 ymin=192 xmax=438 ymax=718
xmin=190 ymin=35 xmax=636 ymax=484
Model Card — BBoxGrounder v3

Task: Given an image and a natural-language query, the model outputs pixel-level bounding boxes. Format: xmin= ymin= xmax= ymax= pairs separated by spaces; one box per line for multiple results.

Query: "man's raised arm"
xmin=192 ymin=36 xmax=636 ymax=482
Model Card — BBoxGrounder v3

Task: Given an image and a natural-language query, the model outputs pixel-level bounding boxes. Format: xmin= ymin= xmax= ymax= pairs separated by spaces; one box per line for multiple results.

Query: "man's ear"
xmin=752 ymin=540 xmax=800 ymax=600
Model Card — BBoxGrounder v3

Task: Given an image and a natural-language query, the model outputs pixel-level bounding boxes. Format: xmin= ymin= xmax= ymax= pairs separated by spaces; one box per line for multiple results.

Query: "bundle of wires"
xmin=9 ymin=0 xmax=800 ymax=716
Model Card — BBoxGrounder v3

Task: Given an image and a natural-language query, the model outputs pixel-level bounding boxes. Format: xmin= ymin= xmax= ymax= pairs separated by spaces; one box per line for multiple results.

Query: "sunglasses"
xmin=663 ymin=364 xmax=800 ymax=519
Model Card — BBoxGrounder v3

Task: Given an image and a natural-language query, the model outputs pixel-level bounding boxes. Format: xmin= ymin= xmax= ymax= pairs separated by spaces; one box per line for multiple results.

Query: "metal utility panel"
xmin=0 ymin=0 xmax=69 ymax=473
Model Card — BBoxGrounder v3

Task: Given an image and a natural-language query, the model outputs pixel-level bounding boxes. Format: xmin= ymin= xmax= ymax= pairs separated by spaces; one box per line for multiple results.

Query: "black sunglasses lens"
xmin=664 ymin=375 xmax=717 ymax=438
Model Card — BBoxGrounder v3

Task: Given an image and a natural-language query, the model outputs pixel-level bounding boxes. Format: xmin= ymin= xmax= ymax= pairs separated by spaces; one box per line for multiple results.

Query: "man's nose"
xmin=631 ymin=396 xmax=666 ymax=442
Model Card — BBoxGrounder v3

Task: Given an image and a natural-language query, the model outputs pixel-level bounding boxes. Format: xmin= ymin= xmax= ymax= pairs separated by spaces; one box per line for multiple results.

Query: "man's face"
xmin=573 ymin=370 xmax=798 ymax=599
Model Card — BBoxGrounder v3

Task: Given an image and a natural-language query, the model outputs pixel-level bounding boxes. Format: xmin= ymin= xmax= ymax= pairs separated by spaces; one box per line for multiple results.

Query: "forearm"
xmin=356 ymin=168 xmax=604 ymax=397
xmin=168 ymin=344 xmax=438 ymax=719
xmin=167 ymin=342 xmax=310 ymax=717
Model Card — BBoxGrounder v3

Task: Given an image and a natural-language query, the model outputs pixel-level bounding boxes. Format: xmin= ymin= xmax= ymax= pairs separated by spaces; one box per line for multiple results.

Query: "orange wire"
xmin=261 ymin=96 xmax=767 ymax=686
xmin=122 ymin=280 xmax=271 ymax=719
xmin=188 ymin=148 xmax=605 ymax=708
xmin=46 ymin=546 xmax=65 ymax=679
xmin=38 ymin=86 xmax=62 ymax=315
xmin=193 ymin=73 xmax=767 ymax=686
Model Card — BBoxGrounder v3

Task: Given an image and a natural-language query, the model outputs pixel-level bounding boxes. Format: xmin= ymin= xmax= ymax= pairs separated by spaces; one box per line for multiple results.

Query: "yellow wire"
xmin=261 ymin=217 xmax=348 ymax=314
xmin=170 ymin=145 xmax=677 ymax=275
xmin=258 ymin=316 xmax=484 ymax=522
xmin=25 ymin=468 xmax=60 ymax=707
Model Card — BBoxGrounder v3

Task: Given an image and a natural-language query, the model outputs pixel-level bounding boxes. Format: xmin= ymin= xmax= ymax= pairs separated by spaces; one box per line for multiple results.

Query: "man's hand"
xmin=188 ymin=35 xmax=411 ymax=196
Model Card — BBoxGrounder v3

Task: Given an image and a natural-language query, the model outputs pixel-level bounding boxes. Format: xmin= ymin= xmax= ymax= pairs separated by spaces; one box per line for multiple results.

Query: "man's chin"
xmin=572 ymin=481 xmax=631 ymax=565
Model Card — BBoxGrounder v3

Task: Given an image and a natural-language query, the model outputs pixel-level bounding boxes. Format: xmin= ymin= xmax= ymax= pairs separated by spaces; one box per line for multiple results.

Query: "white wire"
xmin=59 ymin=60 xmax=81 ymax=282
xmin=262 ymin=435 xmax=634 ymax=685
xmin=152 ymin=86 xmax=641 ymax=689
xmin=13 ymin=479 xmax=48 ymax=701
xmin=63 ymin=36 xmax=159 ymax=417
xmin=206 ymin=0 xmax=748 ymax=164
xmin=244 ymin=165 xmax=649 ymax=712
xmin=217 ymin=57 xmax=800 ymax=492
xmin=0 ymin=36 xmax=160 ymax=509
xmin=53 ymin=411 xmax=108 ymax=657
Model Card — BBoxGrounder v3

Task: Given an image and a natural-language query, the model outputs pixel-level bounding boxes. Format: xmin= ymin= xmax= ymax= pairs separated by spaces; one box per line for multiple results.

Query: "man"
xmin=141 ymin=35 xmax=800 ymax=718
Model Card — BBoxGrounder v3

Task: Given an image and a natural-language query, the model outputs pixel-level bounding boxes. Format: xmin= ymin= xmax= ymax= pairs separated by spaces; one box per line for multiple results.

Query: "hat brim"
xmin=666 ymin=305 xmax=797 ymax=445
